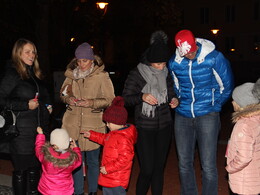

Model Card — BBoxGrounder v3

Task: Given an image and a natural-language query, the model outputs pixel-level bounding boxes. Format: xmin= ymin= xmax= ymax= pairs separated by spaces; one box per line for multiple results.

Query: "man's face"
xmin=184 ymin=47 xmax=198 ymax=60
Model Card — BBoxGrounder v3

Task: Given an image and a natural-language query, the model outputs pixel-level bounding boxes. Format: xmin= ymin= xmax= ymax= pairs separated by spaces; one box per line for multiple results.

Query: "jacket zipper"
xmin=188 ymin=60 xmax=195 ymax=118
xmin=28 ymin=69 xmax=41 ymax=127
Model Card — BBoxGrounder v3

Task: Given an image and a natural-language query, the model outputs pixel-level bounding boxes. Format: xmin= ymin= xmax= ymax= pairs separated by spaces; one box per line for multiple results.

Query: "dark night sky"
xmin=0 ymin=0 xmax=184 ymax=98
xmin=0 ymin=0 xmax=259 ymax=93
xmin=0 ymin=0 xmax=183 ymax=72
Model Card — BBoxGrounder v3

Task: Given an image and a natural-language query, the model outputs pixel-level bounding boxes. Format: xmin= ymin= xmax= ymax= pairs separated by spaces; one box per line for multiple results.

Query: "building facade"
xmin=176 ymin=0 xmax=260 ymax=83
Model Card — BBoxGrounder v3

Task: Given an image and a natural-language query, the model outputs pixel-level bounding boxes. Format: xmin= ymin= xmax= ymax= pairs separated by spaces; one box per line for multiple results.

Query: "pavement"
xmin=0 ymin=174 xmax=12 ymax=194
xmin=0 ymin=103 xmax=239 ymax=195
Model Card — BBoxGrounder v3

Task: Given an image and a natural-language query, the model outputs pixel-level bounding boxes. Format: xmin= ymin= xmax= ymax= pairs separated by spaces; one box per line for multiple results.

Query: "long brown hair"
xmin=12 ymin=38 xmax=43 ymax=80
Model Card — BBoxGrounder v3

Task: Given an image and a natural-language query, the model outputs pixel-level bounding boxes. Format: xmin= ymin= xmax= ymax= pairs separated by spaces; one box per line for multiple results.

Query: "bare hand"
xmin=28 ymin=99 xmax=39 ymax=110
xmin=80 ymin=130 xmax=91 ymax=138
xmin=76 ymin=99 xmax=94 ymax=108
xmin=48 ymin=107 xmax=53 ymax=114
xmin=100 ymin=166 xmax=107 ymax=174
xmin=169 ymin=98 xmax=179 ymax=108
xmin=37 ymin=127 xmax=43 ymax=134
xmin=142 ymin=93 xmax=158 ymax=105
xmin=70 ymin=139 xmax=77 ymax=149
xmin=68 ymin=97 xmax=78 ymax=106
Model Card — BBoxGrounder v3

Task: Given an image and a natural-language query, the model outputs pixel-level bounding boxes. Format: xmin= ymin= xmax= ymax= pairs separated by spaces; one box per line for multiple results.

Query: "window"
xmin=200 ymin=7 xmax=209 ymax=24
xmin=226 ymin=5 xmax=235 ymax=23
xmin=253 ymin=35 xmax=260 ymax=54
xmin=254 ymin=0 xmax=260 ymax=20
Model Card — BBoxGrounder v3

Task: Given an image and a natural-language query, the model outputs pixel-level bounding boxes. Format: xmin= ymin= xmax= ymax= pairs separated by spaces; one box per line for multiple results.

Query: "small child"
xmin=82 ymin=96 xmax=137 ymax=195
xmin=35 ymin=127 xmax=82 ymax=195
xmin=225 ymin=79 xmax=260 ymax=195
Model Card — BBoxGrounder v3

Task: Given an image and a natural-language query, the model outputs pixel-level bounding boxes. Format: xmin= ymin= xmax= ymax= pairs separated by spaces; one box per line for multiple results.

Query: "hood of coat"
xmin=112 ymin=124 xmax=137 ymax=144
xmin=174 ymin=38 xmax=215 ymax=65
xmin=41 ymin=143 xmax=79 ymax=168
xmin=64 ymin=64 xmax=105 ymax=80
xmin=232 ymin=103 xmax=260 ymax=123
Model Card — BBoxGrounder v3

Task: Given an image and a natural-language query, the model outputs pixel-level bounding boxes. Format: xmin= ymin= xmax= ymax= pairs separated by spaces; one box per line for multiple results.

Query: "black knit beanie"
xmin=146 ymin=31 xmax=170 ymax=63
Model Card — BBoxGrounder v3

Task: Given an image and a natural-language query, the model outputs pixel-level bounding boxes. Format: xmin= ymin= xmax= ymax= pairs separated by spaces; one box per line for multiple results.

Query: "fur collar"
xmin=65 ymin=65 xmax=105 ymax=80
xmin=232 ymin=103 xmax=260 ymax=123
xmin=41 ymin=143 xmax=79 ymax=168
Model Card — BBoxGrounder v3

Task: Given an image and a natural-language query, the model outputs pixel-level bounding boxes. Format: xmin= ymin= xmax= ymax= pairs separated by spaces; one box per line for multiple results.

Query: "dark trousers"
xmin=11 ymin=154 xmax=40 ymax=171
xmin=11 ymin=154 xmax=40 ymax=195
xmin=103 ymin=186 xmax=126 ymax=195
xmin=136 ymin=126 xmax=172 ymax=195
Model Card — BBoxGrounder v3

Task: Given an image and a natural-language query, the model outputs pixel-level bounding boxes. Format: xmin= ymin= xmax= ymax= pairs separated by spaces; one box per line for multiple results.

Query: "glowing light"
xmin=96 ymin=2 xmax=108 ymax=9
xmin=70 ymin=37 xmax=75 ymax=42
xmin=230 ymin=48 xmax=235 ymax=52
xmin=211 ymin=29 xmax=220 ymax=35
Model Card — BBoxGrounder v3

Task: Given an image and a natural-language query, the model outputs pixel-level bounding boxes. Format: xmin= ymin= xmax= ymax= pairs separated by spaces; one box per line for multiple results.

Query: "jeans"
xmin=103 ymin=186 xmax=126 ymax=195
xmin=73 ymin=148 xmax=100 ymax=194
xmin=174 ymin=112 xmax=220 ymax=195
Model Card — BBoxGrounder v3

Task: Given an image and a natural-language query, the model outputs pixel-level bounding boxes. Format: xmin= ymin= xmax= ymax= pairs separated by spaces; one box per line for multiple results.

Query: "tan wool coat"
xmin=60 ymin=65 xmax=115 ymax=151
xmin=226 ymin=104 xmax=260 ymax=195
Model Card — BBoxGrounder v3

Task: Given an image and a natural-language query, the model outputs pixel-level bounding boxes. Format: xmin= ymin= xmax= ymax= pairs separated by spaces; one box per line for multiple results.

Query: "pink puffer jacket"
xmin=225 ymin=104 xmax=260 ymax=195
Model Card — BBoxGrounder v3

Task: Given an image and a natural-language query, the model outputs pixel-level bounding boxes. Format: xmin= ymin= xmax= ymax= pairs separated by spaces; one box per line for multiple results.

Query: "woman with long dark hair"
xmin=0 ymin=38 xmax=52 ymax=194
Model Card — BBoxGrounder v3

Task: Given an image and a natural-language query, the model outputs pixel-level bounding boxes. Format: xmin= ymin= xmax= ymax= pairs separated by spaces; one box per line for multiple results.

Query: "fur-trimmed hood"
xmin=232 ymin=103 xmax=260 ymax=123
xmin=64 ymin=64 xmax=105 ymax=80
xmin=41 ymin=143 xmax=79 ymax=168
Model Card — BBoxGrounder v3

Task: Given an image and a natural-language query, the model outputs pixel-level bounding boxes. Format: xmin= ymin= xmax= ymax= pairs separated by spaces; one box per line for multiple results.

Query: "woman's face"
xmin=21 ymin=43 xmax=36 ymax=66
xmin=77 ymin=59 xmax=93 ymax=71
xmin=151 ymin=62 xmax=166 ymax=70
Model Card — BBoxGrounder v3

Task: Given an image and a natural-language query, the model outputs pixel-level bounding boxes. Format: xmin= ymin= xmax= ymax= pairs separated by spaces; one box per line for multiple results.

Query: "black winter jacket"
xmin=122 ymin=65 xmax=176 ymax=131
xmin=0 ymin=64 xmax=51 ymax=154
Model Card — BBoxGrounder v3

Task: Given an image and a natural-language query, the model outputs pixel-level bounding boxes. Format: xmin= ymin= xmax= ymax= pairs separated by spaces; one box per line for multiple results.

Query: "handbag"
xmin=0 ymin=108 xmax=19 ymax=141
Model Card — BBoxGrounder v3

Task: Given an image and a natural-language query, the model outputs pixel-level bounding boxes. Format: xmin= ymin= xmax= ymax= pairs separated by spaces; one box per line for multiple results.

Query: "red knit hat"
xmin=175 ymin=30 xmax=197 ymax=56
xmin=103 ymin=96 xmax=128 ymax=125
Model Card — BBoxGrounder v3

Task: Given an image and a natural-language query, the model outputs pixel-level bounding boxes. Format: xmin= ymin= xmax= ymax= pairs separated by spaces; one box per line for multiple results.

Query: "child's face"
xmin=232 ymin=100 xmax=241 ymax=111
xmin=106 ymin=122 xmax=114 ymax=131
xmin=106 ymin=122 xmax=121 ymax=131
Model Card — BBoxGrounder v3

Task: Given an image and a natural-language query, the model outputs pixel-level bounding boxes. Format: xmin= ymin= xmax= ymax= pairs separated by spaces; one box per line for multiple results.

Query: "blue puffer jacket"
xmin=168 ymin=38 xmax=234 ymax=118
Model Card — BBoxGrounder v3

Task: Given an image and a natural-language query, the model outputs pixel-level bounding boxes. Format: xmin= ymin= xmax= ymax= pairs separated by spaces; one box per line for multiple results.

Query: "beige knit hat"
xmin=50 ymin=129 xmax=70 ymax=150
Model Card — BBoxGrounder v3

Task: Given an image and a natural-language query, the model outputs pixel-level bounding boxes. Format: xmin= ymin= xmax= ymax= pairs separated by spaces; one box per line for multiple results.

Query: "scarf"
xmin=73 ymin=63 xmax=94 ymax=79
xmin=137 ymin=63 xmax=168 ymax=117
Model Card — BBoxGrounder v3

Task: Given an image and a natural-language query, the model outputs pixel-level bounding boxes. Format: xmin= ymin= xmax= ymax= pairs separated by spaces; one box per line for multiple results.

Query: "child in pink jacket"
xmin=82 ymin=96 xmax=137 ymax=195
xmin=35 ymin=127 xmax=82 ymax=195
xmin=225 ymin=78 xmax=260 ymax=195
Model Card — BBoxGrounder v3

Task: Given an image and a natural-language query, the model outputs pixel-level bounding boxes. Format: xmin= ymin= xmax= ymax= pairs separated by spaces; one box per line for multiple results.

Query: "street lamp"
xmin=96 ymin=1 xmax=109 ymax=57
xmin=96 ymin=1 xmax=108 ymax=15
xmin=211 ymin=28 xmax=220 ymax=35
xmin=210 ymin=27 xmax=220 ymax=47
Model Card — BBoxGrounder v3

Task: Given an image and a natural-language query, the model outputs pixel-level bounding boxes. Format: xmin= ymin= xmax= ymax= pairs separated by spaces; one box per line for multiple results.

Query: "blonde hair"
xmin=12 ymin=38 xmax=43 ymax=80
xmin=66 ymin=55 xmax=104 ymax=70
